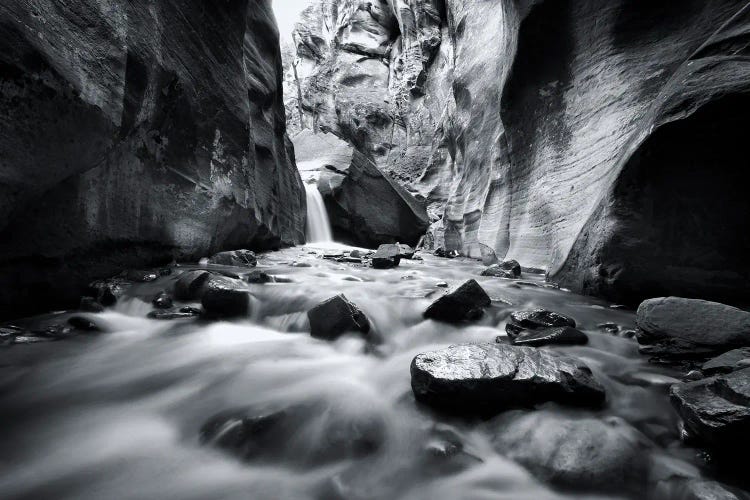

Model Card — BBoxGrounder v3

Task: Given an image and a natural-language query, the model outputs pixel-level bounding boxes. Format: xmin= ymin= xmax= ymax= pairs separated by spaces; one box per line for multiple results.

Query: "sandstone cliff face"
xmin=0 ymin=0 xmax=305 ymax=317
xmin=289 ymin=0 xmax=750 ymax=305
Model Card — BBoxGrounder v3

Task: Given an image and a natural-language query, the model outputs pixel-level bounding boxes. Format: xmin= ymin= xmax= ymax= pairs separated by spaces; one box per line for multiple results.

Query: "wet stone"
xmin=508 ymin=326 xmax=588 ymax=347
xmin=670 ymin=367 xmax=750 ymax=451
xmin=308 ymin=294 xmax=370 ymax=340
xmin=152 ymin=291 xmax=173 ymax=309
xmin=79 ymin=296 xmax=105 ymax=312
xmin=371 ymin=244 xmax=402 ymax=269
xmin=424 ymin=279 xmax=491 ymax=323
xmin=174 ymin=270 xmax=212 ymax=301
xmin=207 ymin=249 xmax=257 ymax=267
xmin=201 ymin=276 xmax=253 ymax=318
xmin=481 ymin=260 xmax=521 ymax=279
xmin=506 ymin=309 xmax=577 ymax=338
xmin=246 ymin=270 xmax=274 ymax=284
xmin=123 ymin=269 xmax=159 ymax=282
xmin=148 ymin=310 xmax=201 ymax=320
xmin=410 ymin=343 xmax=605 ymax=415
xmin=67 ymin=316 xmax=102 ymax=332
xmin=86 ymin=277 xmax=132 ymax=306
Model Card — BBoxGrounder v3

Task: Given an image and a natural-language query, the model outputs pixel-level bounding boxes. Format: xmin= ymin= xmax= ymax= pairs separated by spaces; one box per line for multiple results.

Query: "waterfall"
xmin=305 ymin=183 xmax=333 ymax=243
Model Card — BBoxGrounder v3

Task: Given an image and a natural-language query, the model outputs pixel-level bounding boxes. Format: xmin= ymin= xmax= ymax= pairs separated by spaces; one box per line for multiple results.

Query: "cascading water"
xmin=304 ymin=183 xmax=333 ymax=243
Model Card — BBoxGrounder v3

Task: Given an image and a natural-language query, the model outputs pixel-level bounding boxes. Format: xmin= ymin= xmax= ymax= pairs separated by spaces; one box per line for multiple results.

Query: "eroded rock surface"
xmin=288 ymin=0 xmax=750 ymax=304
xmin=410 ymin=343 xmax=605 ymax=415
xmin=0 ymin=0 xmax=305 ymax=319
xmin=423 ymin=279 xmax=490 ymax=323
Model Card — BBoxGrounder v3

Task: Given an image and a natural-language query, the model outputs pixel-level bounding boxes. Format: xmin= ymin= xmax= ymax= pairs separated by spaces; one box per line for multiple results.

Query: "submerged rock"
xmin=246 ymin=270 xmax=274 ymax=284
xmin=173 ymin=270 xmax=212 ymax=301
xmin=508 ymin=326 xmax=588 ymax=347
xmin=424 ymin=279 xmax=491 ymax=323
xmin=152 ymin=291 xmax=173 ymax=309
xmin=201 ymin=276 xmax=253 ymax=318
xmin=410 ymin=343 xmax=605 ymax=415
xmin=505 ymin=309 xmax=577 ymax=338
xmin=481 ymin=260 xmax=522 ymax=279
xmin=492 ymin=412 xmax=650 ymax=494
xmin=371 ymin=244 xmax=402 ymax=269
xmin=308 ymin=294 xmax=370 ymax=340
xmin=67 ymin=316 xmax=102 ymax=332
xmin=636 ymin=297 xmax=750 ymax=359
xmin=200 ymin=403 xmax=384 ymax=466
xmin=670 ymin=367 xmax=750 ymax=450
xmin=207 ymin=250 xmax=258 ymax=268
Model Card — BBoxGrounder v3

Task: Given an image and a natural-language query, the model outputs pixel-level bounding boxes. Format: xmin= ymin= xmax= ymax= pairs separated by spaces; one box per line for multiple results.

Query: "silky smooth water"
xmin=305 ymin=185 xmax=333 ymax=243
xmin=0 ymin=245 xmax=723 ymax=500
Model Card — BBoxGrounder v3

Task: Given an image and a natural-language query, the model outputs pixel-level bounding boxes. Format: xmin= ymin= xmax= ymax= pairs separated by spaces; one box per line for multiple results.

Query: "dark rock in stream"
xmin=308 ymin=294 xmax=370 ymax=340
xmin=173 ymin=270 xmax=212 ymax=301
xmin=207 ymin=250 xmax=258 ymax=268
xmin=434 ymin=248 xmax=459 ymax=259
xmin=246 ymin=270 xmax=274 ymax=284
xmin=507 ymin=326 xmax=588 ymax=347
xmin=397 ymin=244 xmax=416 ymax=259
xmin=152 ymin=291 xmax=173 ymax=309
xmin=636 ymin=297 xmax=750 ymax=359
xmin=201 ymin=276 xmax=253 ymax=318
xmin=86 ymin=278 xmax=132 ymax=306
xmin=670 ymin=367 xmax=750 ymax=450
xmin=654 ymin=478 xmax=744 ymax=500
xmin=123 ymin=269 xmax=159 ymax=282
xmin=200 ymin=403 xmax=385 ymax=466
xmin=492 ymin=412 xmax=651 ymax=494
xmin=67 ymin=316 xmax=102 ymax=332
xmin=79 ymin=297 xmax=105 ymax=313
xmin=410 ymin=343 xmax=605 ymax=415
xmin=371 ymin=244 xmax=402 ymax=269
xmin=505 ymin=309 xmax=577 ymax=338
xmin=481 ymin=260 xmax=522 ymax=279
xmin=423 ymin=279 xmax=491 ymax=323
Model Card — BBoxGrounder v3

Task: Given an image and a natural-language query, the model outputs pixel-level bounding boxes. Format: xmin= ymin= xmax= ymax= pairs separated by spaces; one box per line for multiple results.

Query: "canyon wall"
xmin=289 ymin=0 xmax=750 ymax=305
xmin=0 ymin=0 xmax=305 ymax=318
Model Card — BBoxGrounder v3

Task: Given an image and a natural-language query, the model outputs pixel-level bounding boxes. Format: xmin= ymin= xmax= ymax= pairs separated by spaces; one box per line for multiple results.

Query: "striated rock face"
xmin=289 ymin=0 xmax=750 ymax=305
xmin=0 ymin=0 xmax=305 ymax=318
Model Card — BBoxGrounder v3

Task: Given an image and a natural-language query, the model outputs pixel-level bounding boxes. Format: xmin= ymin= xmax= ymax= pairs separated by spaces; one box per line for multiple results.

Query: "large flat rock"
xmin=410 ymin=343 xmax=605 ymax=415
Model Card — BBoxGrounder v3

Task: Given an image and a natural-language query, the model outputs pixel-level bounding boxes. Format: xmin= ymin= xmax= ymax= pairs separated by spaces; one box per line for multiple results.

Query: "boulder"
xmin=86 ymin=278 xmax=132 ymax=306
xmin=434 ymin=248 xmax=459 ymax=259
xmin=371 ymin=244 xmax=402 ymax=269
xmin=636 ymin=297 xmax=750 ymax=359
xmin=201 ymin=276 xmax=253 ymax=318
xmin=67 ymin=316 xmax=102 ymax=332
xmin=307 ymin=294 xmax=370 ymax=340
xmin=424 ymin=279 xmax=491 ymax=323
xmin=173 ymin=270 xmax=212 ymax=301
xmin=0 ymin=0 xmax=304 ymax=320
xmin=207 ymin=250 xmax=258 ymax=268
xmin=481 ymin=260 xmax=522 ymax=279
xmin=670 ymin=368 xmax=750 ymax=450
xmin=123 ymin=269 xmax=159 ymax=282
xmin=702 ymin=348 xmax=750 ymax=375
xmin=410 ymin=343 xmax=605 ymax=415
xmin=152 ymin=291 xmax=173 ymax=309
xmin=505 ymin=309 xmax=577 ymax=338
xmin=397 ymin=244 xmax=416 ymax=259
xmin=246 ymin=270 xmax=274 ymax=284
xmin=492 ymin=412 xmax=650 ymax=494
xmin=507 ymin=326 xmax=588 ymax=347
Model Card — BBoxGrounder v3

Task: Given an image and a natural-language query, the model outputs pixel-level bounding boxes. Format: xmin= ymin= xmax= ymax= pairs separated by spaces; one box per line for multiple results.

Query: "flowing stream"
xmin=305 ymin=185 xmax=333 ymax=243
xmin=0 ymin=245 xmax=730 ymax=500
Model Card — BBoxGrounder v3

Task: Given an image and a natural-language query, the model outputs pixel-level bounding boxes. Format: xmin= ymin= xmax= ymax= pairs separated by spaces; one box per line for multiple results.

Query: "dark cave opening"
xmin=603 ymin=93 xmax=750 ymax=305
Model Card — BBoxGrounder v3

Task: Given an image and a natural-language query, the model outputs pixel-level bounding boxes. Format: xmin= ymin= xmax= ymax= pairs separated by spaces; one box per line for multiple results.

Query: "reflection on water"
xmin=0 ymin=244 xmax=714 ymax=499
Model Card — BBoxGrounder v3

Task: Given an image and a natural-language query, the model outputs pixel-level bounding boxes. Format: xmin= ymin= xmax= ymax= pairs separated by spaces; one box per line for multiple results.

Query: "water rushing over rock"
xmin=304 ymin=184 xmax=333 ymax=243
xmin=0 ymin=245 xmax=745 ymax=499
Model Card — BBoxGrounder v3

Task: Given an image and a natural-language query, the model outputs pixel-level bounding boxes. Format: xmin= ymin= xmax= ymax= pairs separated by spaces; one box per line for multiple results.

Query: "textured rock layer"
xmin=289 ymin=0 xmax=750 ymax=305
xmin=0 ymin=0 xmax=305 ymax=318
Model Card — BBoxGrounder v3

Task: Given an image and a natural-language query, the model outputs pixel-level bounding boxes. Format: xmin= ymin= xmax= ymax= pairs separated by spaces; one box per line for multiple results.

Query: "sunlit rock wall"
xmin=0 ymin=0 xmax=305 ymax=317
xmin=290 ymin=0 xmax=750 ymax=304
